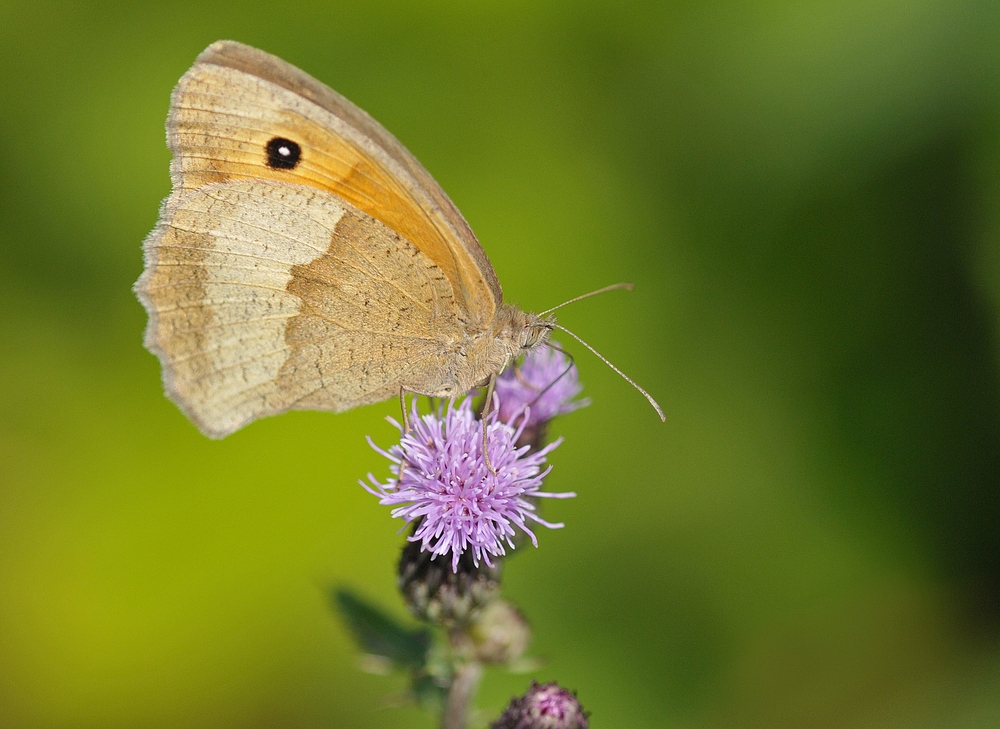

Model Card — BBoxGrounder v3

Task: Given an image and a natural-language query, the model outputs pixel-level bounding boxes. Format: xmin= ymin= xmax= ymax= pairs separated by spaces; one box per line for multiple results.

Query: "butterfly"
xmin=134 ymin=41 xmax=662 ymax=438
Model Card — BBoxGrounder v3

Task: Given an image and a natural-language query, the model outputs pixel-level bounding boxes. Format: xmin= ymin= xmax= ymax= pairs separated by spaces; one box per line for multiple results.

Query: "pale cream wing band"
xmin=137 ymin=179 xmax=463 ymax=438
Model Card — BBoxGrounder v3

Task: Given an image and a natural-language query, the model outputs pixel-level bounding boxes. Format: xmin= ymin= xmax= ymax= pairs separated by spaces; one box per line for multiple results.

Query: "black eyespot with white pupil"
xmin=265 ymin=137 xmax=301 ymax=170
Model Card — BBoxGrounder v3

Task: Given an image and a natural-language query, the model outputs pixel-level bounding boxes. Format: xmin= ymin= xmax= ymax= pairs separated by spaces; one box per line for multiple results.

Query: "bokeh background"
xmin=2 ymin=1 xmax=1000 ymax=727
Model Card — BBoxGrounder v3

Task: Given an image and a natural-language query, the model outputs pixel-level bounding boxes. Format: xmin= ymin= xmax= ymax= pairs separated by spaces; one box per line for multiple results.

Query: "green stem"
xmin=441 ymin=659 xmax=483 ymax=729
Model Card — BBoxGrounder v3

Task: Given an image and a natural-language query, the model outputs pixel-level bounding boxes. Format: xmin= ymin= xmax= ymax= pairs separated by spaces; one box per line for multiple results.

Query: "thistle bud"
xmin=397 ymin=534 xmax=502 ymax=626
xmin=469 ymin=599 xmax=531 ymax=665
xmin=491 ymin=681 xmax=588 ymax=729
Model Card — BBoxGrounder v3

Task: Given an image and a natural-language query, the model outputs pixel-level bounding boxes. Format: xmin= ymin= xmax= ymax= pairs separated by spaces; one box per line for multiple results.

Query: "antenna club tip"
xmin=651 ymin=402 xmax=666 ymax=422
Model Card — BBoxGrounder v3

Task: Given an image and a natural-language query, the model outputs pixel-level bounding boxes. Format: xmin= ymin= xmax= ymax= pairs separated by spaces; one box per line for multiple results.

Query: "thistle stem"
xmin=442 ymin=659 xmax=483 ymax=729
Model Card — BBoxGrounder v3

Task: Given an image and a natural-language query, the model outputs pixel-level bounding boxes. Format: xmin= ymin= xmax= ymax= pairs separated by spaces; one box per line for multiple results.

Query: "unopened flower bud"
xmin=398 ymin=534 xmax=502 ymax=626
xmin=469 ymin=599 xmax=531 ymax=664
xmin=491 ymin=681 xmax=588 ymax=729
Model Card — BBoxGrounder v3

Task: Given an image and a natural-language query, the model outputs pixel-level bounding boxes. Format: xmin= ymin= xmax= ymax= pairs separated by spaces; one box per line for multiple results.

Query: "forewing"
xmin=136 ymin=180 xmax=464 ymax=438
xmin=167 ymin=40 xmax=501 ymax=327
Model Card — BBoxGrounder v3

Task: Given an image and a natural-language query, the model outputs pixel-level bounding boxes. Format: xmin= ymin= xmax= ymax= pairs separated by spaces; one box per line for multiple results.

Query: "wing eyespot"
xmin=265 ymin=137 xmax=301 ymax=170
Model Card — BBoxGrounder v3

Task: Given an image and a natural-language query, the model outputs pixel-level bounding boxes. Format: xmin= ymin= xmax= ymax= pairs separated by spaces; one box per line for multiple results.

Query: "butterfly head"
xmin=491 ymin=304 xmax=555 ymax=366
xmin=518 ymin=313 xmax=556 ymax=353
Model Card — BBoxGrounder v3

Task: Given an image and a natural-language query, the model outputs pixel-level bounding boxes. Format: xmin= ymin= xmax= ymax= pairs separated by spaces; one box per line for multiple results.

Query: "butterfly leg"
xmin=399 ymin=388 xmax=411 ymax=434
xmin=480 ymin=373 xmax=498 ymax=476
xmin=398 ymin=388 xmax=411 ymax=484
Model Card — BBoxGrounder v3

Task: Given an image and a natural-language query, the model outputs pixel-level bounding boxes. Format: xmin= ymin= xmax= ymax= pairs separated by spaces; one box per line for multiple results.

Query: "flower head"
xmin=496 ymin=344 xmax=589 ymax=430
xmin=491 ymin=681 xmax=589 ymax=729
xmin=363 ymin=399 xmax=574 ymax=572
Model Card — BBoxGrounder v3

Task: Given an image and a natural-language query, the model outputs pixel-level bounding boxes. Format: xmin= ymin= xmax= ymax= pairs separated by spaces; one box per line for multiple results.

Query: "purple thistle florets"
xmin=362 ymin=399 xmax=574 ymax=572
xmin=491 ymin=681 xmax=589 ymax=729
xmin=496 ymin=344 xmax=589 ymax=430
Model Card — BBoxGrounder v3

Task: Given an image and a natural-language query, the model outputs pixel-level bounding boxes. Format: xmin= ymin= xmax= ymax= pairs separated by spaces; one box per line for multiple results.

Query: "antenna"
xmin=552 ymin=324 xmax=666 ymax=422
xmin=539 ymin=282 xmax=634 ymax=316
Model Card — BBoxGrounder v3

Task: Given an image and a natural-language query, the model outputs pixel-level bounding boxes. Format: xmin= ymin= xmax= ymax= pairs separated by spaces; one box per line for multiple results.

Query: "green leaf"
xmin=332 ymin=587 xmax=431 ymax=671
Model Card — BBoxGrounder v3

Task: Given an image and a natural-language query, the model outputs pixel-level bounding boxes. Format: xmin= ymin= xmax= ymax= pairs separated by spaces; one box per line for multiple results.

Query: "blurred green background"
xmin=2 ymin=1 xmax=1000 ymax=727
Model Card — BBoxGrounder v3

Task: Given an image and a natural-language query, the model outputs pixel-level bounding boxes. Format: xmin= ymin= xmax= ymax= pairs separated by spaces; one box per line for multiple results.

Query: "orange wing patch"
xmin=167 ymin=58 xmax=496 ymax=327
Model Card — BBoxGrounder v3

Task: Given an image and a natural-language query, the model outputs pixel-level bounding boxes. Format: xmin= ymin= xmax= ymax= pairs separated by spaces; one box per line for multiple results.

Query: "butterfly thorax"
xmin=481 ymin=303 xmax=555 ymax=378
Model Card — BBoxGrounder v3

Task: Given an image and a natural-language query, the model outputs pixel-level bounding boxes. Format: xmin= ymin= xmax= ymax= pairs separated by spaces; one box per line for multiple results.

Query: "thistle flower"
xmin=496 ymin=344 xmax=589 ymax=432
xmin=491 ymin=681 xmax=589 ymax=729
xmin=363 ymin=399 xmax=574 ymax=572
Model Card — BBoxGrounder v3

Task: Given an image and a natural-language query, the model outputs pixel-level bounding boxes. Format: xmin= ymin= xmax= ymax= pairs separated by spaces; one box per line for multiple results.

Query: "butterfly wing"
xmin=137 ymin=179 xmax=469 ymax=437
xmin=168 ymin=40 xmax=500 ymax=323
xmin=136 ymin=41 xmax=503 ymax=437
